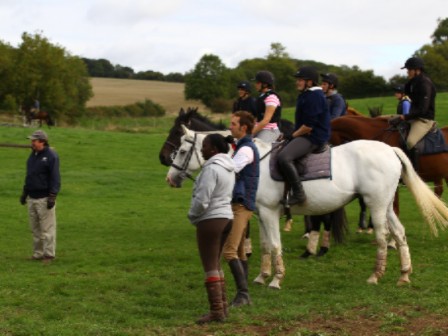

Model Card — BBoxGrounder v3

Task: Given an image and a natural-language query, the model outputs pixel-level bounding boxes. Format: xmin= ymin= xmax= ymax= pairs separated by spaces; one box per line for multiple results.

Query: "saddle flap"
xmin=269 ymin=142 xmax=332 ymax=182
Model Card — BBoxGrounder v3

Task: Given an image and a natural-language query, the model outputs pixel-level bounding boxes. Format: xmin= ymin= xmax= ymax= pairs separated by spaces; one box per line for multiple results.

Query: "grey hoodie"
xmin=188 ymin=153 xmax=235 ymax=225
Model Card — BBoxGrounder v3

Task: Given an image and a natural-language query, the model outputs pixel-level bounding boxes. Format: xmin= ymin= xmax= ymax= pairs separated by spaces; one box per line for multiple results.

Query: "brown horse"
xmin=331 ymin=116 xmax=448 ymax=199
xmin=22 ymin=106 xmax=55 ymax=127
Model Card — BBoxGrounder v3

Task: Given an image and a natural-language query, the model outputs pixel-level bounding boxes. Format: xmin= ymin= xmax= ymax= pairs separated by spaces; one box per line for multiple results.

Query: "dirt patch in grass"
xmin=184 ymin=309 xmax=448 ymax=336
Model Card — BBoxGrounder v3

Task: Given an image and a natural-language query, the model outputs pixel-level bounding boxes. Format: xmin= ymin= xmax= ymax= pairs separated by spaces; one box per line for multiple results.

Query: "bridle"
xmin=170 ymin=133 xmax=204 ymax=182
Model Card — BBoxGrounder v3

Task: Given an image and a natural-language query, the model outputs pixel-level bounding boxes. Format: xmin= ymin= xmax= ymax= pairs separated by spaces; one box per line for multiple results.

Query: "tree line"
xmin=0 ymin=18 xmax=447 ymax=119
xmin=185 ymin=18 xmax=448 ymax=112
xmin=0 ymin=32 xmax=92 ymax=121
xmin=81 ymin=58 xmax=185 ymax=82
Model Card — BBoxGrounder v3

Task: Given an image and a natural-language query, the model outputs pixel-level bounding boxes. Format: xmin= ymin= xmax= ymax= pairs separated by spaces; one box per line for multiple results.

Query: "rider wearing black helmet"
xmin=278 ymin=66 xmax=330 ymax=205
xmin=232 ymin=81 xmax=257 ymax=117
xmin=393 ymin=84 xmax=411 ymax=116
xmin=251 ymin=71 xmax=282 ymax=143
xmin=320 ymin=73 xmax=346 ymax=120
xmin=390 ymin=56 xmax=436 ymax=168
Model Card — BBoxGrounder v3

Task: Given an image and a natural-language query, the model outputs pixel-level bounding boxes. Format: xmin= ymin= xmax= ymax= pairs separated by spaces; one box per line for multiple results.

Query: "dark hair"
xmin=205 ymin=134 xmax=233 ymax=154
xmin=232 ymin=111 xmax=255 ymax=134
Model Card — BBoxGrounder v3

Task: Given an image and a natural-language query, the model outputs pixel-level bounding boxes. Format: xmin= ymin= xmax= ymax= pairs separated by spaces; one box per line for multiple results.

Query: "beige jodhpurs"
xmin=407 ymin=118 xmax=435 ymax=149
xmin=27 ymin=197 xmax=57 ymax=258
xmin=222 ymin=204 xmax=253 ymax=262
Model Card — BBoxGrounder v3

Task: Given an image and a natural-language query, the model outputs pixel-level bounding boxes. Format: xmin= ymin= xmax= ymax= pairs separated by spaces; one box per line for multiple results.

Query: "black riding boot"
xmin=241 ymin=259 xmax=249 ymax=283
xmin=280 ymin=161 xmax=305 ymax=205
xmin=228 ymin=259 xmax=251 ymax=307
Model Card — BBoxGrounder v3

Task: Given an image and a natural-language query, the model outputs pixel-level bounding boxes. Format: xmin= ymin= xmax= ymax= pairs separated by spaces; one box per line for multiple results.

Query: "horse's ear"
xmin=181 ymin=124 xmax=191 ymax=135
xmin=179 ymin=108 xmax=185 ymax=116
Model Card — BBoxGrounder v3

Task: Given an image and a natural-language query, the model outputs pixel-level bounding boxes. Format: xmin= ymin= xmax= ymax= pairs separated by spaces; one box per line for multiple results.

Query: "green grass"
xmin=1 ymin=94 xmax=448 ymax=335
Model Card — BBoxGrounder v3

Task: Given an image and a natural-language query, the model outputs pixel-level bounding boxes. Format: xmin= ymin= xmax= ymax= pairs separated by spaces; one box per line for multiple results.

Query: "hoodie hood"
xmin=203 ymin=153 xmax=235 ymax=172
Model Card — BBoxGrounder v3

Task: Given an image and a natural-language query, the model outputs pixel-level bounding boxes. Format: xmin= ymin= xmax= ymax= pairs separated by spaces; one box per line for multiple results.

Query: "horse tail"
xmin=393 ymin=147 xmax=448 ymax=236
xmin=330 ymin=207 xmax=349 ymax=244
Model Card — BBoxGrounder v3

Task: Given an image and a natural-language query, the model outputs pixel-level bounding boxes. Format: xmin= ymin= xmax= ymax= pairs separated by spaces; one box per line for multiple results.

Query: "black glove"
xmin=47 ymin=194 xmax=56 ymax=209
xmin=20 ymin=191 xmax=27 ymax=205
xmin=389 ymin=116 xmax=403 ymax=127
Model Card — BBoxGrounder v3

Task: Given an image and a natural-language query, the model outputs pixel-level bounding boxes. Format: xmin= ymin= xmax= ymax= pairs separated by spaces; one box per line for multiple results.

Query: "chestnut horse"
xmin=22 ymin=106 xmax=55 ymax=127
xmin=331 ymin=116 xmax=448 ymax=200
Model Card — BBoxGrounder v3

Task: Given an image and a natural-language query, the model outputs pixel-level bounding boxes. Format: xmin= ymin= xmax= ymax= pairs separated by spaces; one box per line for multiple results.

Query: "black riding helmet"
xmin=393 ymin=84 xmax=405 ymax=93
xmin=320 ymin=73 xmax=339 ymax=88
xmin=253 ymin=71 xmax=274 ymax=86
xmin=294 ymin=66 xmax=319 ymax=85
xmin=401 ymin=57 xmax=424 ymax=70
xmin=237 ymin=81 xmax=251 ymax=92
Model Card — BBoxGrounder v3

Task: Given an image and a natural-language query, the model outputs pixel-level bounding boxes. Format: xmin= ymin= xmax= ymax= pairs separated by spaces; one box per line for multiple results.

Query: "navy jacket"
xmin=232 ymin=136 xmax=260 ymax=211
xmin=295 ymin=87 xmax=331 ymax=145
xmin=326 ymin=92 xmax=346 ymax=120
xmin=24 ymin=146 xmax=61 ymax=198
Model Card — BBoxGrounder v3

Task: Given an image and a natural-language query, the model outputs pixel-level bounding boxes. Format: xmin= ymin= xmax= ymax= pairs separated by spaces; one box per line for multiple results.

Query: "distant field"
xmin=87 ymin=77 xmax=209 ymax=115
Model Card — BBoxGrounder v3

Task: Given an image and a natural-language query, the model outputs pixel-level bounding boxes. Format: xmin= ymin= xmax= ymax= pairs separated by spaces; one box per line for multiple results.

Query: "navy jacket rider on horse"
xmin=278 ymin=66 xmax=331 ymax=205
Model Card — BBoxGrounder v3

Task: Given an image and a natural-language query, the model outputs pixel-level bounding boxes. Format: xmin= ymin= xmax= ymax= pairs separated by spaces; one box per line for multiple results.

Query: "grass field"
xmin=1 ymin=113 xmax=448 ymax=335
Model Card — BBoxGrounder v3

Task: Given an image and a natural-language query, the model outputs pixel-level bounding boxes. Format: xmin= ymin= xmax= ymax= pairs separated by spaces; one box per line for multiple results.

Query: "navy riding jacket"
xmin=295 ymin=87 xmax=331 ymax=145
xmin=232 ymin=136 xmax=260 ymax=211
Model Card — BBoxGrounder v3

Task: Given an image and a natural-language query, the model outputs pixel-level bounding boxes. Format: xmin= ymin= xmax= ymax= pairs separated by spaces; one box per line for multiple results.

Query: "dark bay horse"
xmin=159 ymin=107 xmax=295 ymax=166
xmin=22 ymin=106 xmax=55 ymax=127
xmin=159 ymin=107 xmax=227 ymax=166
xmin=331 ymin=115 xmax=448 ymax=202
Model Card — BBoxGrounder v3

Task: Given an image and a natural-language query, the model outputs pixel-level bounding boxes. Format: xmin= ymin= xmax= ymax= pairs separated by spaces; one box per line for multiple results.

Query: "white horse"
xmin=166 ymin=126 xmax=448 ymax=289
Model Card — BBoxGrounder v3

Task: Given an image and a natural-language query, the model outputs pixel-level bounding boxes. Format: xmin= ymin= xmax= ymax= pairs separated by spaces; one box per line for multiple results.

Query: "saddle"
xmin=269 ymin=141 xmax=332 ymax=182
xmin=396 ymin=121 xmax=448 ymax=155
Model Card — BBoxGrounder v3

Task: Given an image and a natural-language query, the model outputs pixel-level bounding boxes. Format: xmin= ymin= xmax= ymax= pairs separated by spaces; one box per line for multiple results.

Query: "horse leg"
xmin=283 ymin=205 xmax=293 ymax=232
xmin=255 ymin=205 xmax=284 ymax=289
xmin=386 ymin=206 xmax=412 ymax=285
xmin=434 ymin=178 xmax=443 ymax=198
xmin=357 ymin=197 xmax=367 ymax=232
xmin=265 ymin=206 xmax=284 ymax=290
xmin=366 ymin=205 xmax=389 ymax=285
xmin=253 ymin=214 xmax=271 ymax=286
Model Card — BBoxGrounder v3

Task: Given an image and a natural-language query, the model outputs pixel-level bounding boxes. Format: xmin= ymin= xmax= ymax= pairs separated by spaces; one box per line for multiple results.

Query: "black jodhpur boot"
xmin=280 ymin=161 xmax=306 ymax=205
xmin=228 ymin=259 xmax=251 ymax=307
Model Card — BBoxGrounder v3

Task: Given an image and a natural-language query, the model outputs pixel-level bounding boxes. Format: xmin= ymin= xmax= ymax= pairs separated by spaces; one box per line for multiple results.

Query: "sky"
xmin=0 ymin=0 xmax=445 ymax=80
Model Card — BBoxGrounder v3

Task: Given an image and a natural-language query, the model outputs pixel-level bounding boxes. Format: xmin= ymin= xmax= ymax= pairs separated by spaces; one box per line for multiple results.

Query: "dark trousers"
xmin=196 ymin=218 xmax=232 ymax=273
xmin=277 ymin=136 xmax=317 ymax=168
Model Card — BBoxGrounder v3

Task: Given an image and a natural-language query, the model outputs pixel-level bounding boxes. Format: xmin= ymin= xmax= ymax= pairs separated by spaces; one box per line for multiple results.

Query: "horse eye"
xmin=179 ymin=149 xmax=186 ymax=155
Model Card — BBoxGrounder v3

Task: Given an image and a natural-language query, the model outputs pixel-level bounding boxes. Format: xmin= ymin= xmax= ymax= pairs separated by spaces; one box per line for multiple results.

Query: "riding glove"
xmin=47 ymin=194 xmax=57 ymax=209
xmin=20 ymin=191 xmax=27 ymax=205
xmin=389 ymin=116 xmax=403 ymax=127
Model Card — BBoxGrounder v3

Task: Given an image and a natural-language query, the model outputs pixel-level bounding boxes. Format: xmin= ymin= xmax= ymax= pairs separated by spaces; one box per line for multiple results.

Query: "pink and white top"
xmin=261 ymin=94 xmax=280 ymax=129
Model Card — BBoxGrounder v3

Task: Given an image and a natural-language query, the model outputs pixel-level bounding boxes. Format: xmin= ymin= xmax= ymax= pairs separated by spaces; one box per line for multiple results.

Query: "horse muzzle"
xmin=166 ymin=175 xmax=181 ymax=188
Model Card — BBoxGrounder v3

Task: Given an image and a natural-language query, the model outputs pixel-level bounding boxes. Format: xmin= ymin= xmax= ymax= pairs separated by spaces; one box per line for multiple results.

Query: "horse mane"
xmin=177 ymin=107 xmax=227 ymax=130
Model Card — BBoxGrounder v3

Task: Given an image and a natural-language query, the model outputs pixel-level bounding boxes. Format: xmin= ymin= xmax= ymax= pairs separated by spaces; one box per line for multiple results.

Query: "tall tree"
xmin=12 ymin=32 xmax=92 ymax=119
xmin=184 ymin=54 xmax=230 ymax=107
xmin=431 ymin=18 xmax=448 ymax=45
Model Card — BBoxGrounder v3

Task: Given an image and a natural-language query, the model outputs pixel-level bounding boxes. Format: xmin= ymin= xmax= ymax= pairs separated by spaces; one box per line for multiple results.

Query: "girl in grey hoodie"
xmin=188 ymin=134 xmax=235 ymax=324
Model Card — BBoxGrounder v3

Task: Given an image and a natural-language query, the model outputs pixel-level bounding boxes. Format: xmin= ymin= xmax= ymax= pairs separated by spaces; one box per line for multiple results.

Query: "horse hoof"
xmin=366 ymin=275 xmax=378 ymax=285
xmin=283 ymin=219 xmax=293 ymax=232
xmin=253 ymin=275 xmax=266 ymax=285
xmin=397 ymin=278 xmax=411 ymax=286
xmin=268 ymin=278 xmax=281 ymax=290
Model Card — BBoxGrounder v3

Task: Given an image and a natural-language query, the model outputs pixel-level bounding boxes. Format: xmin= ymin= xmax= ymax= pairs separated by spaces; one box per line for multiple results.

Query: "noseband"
xmin=170 ymin=133 xmax=204 ymax=181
